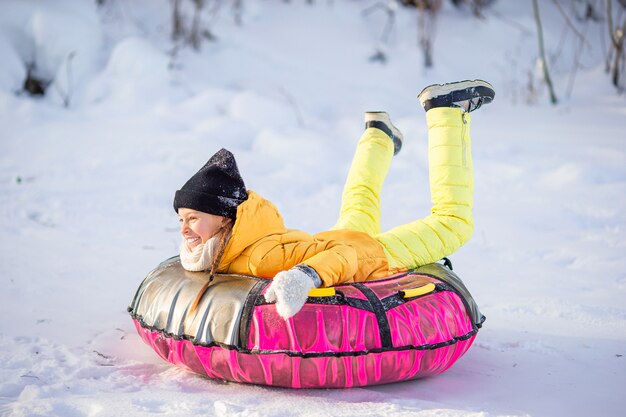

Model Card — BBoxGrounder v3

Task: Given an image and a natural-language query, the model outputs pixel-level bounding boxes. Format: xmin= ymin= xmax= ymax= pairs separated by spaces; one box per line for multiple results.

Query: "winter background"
xmin=1 ymin=0 xmax=625 ymax=416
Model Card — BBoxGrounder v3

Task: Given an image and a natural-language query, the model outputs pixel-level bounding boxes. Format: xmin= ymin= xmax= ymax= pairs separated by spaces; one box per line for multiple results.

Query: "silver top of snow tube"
xmin=128 ymin=257 xmax=264 ymax=346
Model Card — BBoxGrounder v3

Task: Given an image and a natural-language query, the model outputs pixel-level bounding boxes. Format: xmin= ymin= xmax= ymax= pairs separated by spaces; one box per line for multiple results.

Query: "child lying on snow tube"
xmin=173 ymin=79 xmax=495 ymax=320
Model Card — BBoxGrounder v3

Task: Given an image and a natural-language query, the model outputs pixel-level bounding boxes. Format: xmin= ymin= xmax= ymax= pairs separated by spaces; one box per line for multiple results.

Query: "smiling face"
xmin=178 ymin=208 xmax=227 ymax=249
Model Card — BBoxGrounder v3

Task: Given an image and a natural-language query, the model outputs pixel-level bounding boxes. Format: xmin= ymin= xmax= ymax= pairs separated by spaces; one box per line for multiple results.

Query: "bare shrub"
xmin=607 ymin=0 xmax=626 ymax=91
xmin=399 ymin=0 xmax=443 ymax=68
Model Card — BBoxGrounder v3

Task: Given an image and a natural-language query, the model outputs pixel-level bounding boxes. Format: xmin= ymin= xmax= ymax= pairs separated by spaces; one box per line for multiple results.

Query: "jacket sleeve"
xmin=250 ymin=239 xmax=359 ymax=287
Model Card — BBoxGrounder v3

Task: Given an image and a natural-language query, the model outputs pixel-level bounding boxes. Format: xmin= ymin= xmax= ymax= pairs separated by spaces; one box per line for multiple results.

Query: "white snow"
xmin=0 ymin=0 xmax=102 ymax=106
xmin=1 ymin=1 xmax=625 ymax=416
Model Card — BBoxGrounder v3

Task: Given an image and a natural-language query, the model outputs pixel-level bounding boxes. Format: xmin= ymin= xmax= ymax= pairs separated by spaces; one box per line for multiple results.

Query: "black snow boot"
xmin=364 ymin=111 xmax=403 ymax=155
xmin=417 ymin=80 xmax=495 ymax=113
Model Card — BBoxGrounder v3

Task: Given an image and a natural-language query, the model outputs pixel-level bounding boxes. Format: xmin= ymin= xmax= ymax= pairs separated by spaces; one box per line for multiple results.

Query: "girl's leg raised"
xmin=331 ymin=118 xmax=397 ymax=236
xmin=375 ymin=107 xmax=474 ymax=270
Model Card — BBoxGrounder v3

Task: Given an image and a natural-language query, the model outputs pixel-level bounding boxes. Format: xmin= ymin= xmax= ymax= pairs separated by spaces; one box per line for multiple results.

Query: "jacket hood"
xmin=219 ymin=191 xmax=286 ymax=267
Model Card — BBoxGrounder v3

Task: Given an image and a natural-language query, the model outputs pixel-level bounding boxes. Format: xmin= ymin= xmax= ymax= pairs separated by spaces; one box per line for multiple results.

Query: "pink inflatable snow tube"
xmin=129 ymin=257 xmax=484 ymax=388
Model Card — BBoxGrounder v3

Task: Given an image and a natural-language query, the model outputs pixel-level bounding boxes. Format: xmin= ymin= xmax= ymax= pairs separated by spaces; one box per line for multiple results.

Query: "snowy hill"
xmin=1 ymin=1 xmax=625 ymax=416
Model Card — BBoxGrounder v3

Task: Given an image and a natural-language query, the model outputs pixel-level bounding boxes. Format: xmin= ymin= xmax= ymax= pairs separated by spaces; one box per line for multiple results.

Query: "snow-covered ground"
xmin=1 ymin=1 xmax=625 ymax=416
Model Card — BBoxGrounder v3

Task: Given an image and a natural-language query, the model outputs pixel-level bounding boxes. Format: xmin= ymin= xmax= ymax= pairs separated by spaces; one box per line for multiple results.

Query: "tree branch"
xmin=532 ymin=0 xmax=558 ymax=104
xmin=551 ymin=0 xmax=592 ymax=49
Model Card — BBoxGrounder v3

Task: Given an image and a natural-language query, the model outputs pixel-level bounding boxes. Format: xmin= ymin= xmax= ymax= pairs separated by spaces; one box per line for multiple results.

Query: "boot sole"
xmin=418 ymin=79 xmax=495 ymax=105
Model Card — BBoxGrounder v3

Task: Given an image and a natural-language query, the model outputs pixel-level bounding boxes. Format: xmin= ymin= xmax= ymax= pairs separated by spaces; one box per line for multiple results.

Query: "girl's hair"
xmin=209 ymin=218 xmax=234 ymax=278
xmin=188 ymin=218 xmax=234 ymax=315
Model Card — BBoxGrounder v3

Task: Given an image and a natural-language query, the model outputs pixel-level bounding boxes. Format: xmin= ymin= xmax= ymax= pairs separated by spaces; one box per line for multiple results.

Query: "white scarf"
xmin=179 ymin=236 xmax=219 ymax=272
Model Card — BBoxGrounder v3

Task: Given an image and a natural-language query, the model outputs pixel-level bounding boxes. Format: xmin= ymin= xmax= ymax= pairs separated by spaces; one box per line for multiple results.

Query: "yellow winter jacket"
xmin=218 ymin=191 xmax=391 ymax=287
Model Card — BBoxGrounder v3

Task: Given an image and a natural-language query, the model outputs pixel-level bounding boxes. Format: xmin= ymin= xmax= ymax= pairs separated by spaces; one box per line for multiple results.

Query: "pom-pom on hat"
xmin=173 ymin=148 xmax=248 ymax=219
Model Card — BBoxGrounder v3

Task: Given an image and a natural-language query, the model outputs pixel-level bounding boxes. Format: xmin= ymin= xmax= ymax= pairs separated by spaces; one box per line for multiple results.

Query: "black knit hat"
xmin=173 ymin=148 xmax=248 ymax=219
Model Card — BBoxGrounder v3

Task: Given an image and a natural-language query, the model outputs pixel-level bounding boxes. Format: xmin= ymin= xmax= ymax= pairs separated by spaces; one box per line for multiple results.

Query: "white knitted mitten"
xmin=264 ymin=265 xmax=321 ymax=319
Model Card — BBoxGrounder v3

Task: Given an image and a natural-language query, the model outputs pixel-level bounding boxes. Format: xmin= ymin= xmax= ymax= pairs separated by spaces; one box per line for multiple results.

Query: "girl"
xmin=175 ymin=79 xmax=495 ymax=319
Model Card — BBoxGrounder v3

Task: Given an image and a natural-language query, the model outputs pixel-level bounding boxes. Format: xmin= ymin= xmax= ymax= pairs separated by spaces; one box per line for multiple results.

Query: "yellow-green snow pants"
xmin=332 ymin=107 xmax=474 ymax=270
